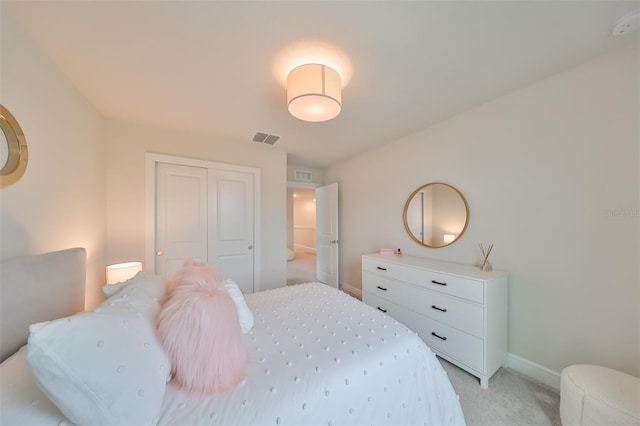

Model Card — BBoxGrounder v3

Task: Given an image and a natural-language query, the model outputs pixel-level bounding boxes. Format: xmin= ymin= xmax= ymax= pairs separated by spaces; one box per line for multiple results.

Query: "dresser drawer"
xmin=405 ymin=267 xmax=484 ymax=303
xmin=363 ymin=292 xmax=415 ymax=327
xmin=412 ymin=316 xmax=484 ymax=373
xmin=362 ymin=253 xmax=507 ymax=389
xmin=362 ymin=256 xmax=406 ymax=281
xmin=403 ymin=285 xmax=484 ymax=338
xmin=362 ymin=272 xmax=407 ymax=307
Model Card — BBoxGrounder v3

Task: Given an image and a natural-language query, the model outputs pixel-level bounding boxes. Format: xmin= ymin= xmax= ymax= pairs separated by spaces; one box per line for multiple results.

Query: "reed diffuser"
xmin=478 ymin=243 xmax=493 ymax=271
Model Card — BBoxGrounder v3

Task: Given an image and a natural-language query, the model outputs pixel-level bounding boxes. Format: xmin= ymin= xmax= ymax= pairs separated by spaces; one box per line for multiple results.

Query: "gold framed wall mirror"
xmin=0 ymin=105 xmax=28 ymax=187
xmin=403 ymin=182 xmax=469 ymax=248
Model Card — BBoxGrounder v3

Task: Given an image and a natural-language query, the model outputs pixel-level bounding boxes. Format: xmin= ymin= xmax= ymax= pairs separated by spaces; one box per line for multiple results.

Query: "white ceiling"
xmin=4 ymin=1 xmax=639 ymax=168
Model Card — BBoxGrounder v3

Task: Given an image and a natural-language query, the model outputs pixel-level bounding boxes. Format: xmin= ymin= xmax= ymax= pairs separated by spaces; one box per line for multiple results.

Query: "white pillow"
xmin=102 ymin=280 xmax=128 ymax=298
xmin=223 ymin=279 xmax=254 ymax=333
xmin=102 ymin=271 xmax=155 ymax=298
xmin=27 ymin=272 xmax=169 ymax=426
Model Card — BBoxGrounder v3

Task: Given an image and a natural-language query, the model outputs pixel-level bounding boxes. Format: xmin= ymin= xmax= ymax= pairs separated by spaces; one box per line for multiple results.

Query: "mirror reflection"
xmin=403 ymin=182 xmax=469 ymax=248
xmin=0 ymin=128 xmax=8 ymax=170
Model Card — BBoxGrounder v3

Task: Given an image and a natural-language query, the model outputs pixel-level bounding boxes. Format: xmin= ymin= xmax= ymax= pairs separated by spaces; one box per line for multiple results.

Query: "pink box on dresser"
xmin=379 ymin=248 xmax=395 ymax=255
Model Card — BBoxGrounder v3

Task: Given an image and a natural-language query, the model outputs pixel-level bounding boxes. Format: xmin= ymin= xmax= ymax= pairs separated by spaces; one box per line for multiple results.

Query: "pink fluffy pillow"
xmin=157 ymin=260 xmax=248 ymax=395
xmin=165 ymin=259 xmax=224 ymax=294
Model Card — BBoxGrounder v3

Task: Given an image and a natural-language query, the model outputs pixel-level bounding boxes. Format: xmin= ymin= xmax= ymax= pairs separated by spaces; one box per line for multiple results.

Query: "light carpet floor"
xmin=439 ymin=358 xmax=561 ymax=426
xmin=286 ymin=249 xmax=317 ymax=286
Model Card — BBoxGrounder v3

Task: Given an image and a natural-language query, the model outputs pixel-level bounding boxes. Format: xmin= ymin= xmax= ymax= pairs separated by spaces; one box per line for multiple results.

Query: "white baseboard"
xmin=506 ymin=353 xmax=561 ymax=390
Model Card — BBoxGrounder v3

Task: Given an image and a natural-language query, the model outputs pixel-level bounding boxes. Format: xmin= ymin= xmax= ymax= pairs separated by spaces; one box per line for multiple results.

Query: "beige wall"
xmin=294 ymin=198 xmax=316 ymax=228
xmin=105 ymin=121 xmax=287 ymax=291
xmin=293 ymin=197 xmax=316 ymax=251
xmin=0 ymin=13 xmax=107 ymax=309
xmin=1 ymin=11 xmax=288 ymax=304
xmin=327 ymin=42 xmax=639 ymax=377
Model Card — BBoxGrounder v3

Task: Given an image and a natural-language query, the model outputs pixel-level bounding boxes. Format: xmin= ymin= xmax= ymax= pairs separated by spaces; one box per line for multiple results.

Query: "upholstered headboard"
xmin=0 ymin=248 xmax=86 ymax=362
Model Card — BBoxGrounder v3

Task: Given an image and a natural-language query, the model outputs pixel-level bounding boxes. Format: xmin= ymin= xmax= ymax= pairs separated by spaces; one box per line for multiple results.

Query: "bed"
xmin=0 ymin=248 xmax=465 ymax=425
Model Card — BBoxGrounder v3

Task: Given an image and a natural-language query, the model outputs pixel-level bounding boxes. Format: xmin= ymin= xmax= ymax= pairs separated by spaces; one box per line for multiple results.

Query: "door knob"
xmin=330 ymin=240 xmax=338 ymax=244
xmin=156 ymin=250 xmax=164 ymax=256
xmin=248 ymin=245 xmax=253 ymax=250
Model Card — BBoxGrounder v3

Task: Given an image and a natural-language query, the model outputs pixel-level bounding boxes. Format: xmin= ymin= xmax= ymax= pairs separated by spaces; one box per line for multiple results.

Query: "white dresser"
xmin=362 ymin=253 xmax=508 ymax=388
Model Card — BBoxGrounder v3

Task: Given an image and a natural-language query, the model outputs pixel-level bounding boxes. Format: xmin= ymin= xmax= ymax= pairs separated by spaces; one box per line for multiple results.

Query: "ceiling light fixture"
xmin=287 ymin=63 xmax=342 ymax=122
xmin=611 ymin=9 xmax=639 ymax=36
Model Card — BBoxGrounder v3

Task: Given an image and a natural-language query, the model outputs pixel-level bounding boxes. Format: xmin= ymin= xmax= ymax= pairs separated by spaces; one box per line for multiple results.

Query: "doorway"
xmin=287 ymin=188 xmax=317 ymax=285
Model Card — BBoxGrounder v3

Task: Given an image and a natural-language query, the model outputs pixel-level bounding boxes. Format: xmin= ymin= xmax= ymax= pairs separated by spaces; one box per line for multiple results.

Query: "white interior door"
xmin=150 ymin=155 xmax=259 ymax=292
xmin=316 ymin=182 xmax=339 ymax=287
xmin=209 ymin=170 xmax=255 ymax=293
xmin=155 ymin=163 xmax=208 ymax=279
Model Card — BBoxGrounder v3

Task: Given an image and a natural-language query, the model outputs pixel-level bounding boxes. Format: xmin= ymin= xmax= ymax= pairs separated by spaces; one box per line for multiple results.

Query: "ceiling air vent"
xmin=253 ymin=132 xmax=280 ymax=145
xmin=264 ymin=134 xmax=280 ymax=144
xmin=252 ymin=132 xmax=268 ymax=142
xmin=294 ymin=170 xmax=312 ymax=181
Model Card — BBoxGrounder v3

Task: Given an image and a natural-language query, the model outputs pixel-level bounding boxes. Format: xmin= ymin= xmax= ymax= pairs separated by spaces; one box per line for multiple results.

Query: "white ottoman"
xmin=561 ymin=364 xmax=640 ymax=426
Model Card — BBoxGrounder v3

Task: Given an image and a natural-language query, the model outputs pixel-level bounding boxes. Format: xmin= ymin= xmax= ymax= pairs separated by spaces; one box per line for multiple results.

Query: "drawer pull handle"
xmin=377 ymin=307 xmax=387 ymax=313
xmin=376 ymin=266 xmax=388 ymax=271
xmin=376 ymin=286 xmax=388 ymax=291
xmin=431 ymin=280 xmax=447 ymax=286
xmin=431 ymin=332 xmax=447 ymax=341
xmin=431 ymin=305 xmax=447 ymax=312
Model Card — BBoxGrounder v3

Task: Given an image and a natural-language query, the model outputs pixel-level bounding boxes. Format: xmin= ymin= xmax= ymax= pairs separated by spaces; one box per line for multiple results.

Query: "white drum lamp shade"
xmin=287 ymin=64 xmax=342 ymax=122
xmin=106 ymin=261 xmax=142 ymax=284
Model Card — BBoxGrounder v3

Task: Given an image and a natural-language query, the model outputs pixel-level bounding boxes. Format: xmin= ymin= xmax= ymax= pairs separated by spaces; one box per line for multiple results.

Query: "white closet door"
xmin=209 ymin=169 xmax=255 ymax=293
xmin=153 ymin=159 xmax=257 ymax=292
xmin=155 ymin=162 xmax=208 ymax=279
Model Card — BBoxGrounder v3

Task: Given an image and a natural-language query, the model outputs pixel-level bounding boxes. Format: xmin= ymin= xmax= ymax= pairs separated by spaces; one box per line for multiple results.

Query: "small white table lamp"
xmin=106 ymin=261 xmax=142 ymax=284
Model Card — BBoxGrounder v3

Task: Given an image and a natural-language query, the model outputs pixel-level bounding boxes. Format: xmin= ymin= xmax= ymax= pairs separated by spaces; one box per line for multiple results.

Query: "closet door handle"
xmin=376 ymin=266 xmax=387 ymax=271
xmin=377 ymin=307 xmax=387 ymax=313
xmin=431 ymin=332 xmax=447 ymax=341
xmin=431 ymin=305 xmax=447 ymax=312
xmin=376 ymin=286 xmax=388 ymax=291
xmin=431 ymin=280 xmax=447 ymax=286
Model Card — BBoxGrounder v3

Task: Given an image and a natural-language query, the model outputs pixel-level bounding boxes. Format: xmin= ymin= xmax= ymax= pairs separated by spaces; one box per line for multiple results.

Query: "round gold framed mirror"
xmin=0 ymin=105 xmax=28 ymax=187
xmin=403 ymin=182 xmax=469 ymax=248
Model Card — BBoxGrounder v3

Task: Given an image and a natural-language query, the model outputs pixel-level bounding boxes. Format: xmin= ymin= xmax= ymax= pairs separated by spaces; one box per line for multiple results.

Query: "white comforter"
xmin=1 ymin=283 xmax=465 ymax=425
